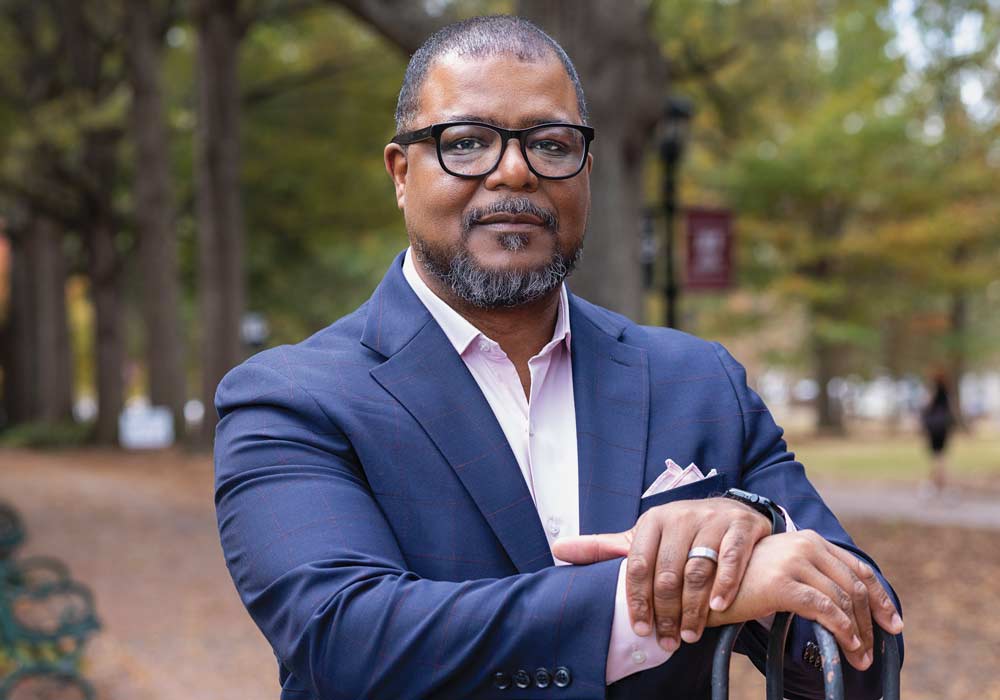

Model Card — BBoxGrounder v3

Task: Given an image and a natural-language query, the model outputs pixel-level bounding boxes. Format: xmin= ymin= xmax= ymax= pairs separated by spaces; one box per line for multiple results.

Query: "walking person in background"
xmin=921 ymin=371 xmax=956 ymax=493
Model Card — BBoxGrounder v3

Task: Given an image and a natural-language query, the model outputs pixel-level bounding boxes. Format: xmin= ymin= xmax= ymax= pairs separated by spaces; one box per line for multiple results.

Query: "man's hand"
xmin=706 ymin=530 xmax=904 ymax=671
xmin=551 ymin=497 xmax=772 ymax=651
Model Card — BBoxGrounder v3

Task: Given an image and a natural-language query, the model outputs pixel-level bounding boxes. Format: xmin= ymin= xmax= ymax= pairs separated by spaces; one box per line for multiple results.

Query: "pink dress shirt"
xmin=402 ymin=250 xmax=668 ymax=683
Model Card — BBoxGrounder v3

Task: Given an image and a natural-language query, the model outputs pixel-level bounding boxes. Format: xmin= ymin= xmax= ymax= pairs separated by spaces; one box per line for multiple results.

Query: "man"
xmin=215 ymin=15 xmax=902 ymax=700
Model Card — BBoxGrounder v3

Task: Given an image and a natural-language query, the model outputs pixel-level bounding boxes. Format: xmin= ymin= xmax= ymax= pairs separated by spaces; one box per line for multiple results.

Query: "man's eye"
xmin=444 ymin=138 xmax=487 ymax=152
xmin=531 ymin=140 xmax=570 ymax=155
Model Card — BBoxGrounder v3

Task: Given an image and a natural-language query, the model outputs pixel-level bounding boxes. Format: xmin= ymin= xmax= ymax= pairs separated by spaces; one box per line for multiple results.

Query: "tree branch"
xmin=330 ymin=0 xmax=453 ymax=54
xmin=241 ymin=59 xmax=355 ymax=106
xmin=670 ymin=42 xmax=741 ymax=83
xmin=242 ymin=0 xmax=325 ymax=30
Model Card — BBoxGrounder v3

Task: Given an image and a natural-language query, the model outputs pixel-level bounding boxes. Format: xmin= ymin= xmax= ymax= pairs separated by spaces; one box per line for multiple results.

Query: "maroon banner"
xmin=685 ymin=207 xmax=734 ymax=290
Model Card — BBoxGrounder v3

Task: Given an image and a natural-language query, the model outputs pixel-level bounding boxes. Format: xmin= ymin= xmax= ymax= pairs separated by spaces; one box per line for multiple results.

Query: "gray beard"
xmin=411 ymin=234 xmax=581 ymax=309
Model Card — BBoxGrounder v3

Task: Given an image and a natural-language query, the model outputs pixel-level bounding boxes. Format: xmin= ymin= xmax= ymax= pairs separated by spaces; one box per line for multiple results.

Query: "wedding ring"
xmin=687 ymin=546 xmax=719 ymax=563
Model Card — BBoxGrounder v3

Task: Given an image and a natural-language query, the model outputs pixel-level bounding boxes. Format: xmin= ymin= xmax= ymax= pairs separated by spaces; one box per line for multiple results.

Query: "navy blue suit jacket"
xmin=215 ymin=252 xmax=901 ymax=699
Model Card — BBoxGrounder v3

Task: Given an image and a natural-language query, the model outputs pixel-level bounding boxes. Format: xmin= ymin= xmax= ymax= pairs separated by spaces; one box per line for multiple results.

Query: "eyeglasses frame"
xmin=391 ymin=121 xmax=596 ymax=181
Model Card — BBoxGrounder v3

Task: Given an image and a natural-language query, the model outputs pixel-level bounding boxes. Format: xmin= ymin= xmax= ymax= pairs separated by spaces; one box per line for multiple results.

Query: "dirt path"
xmin=1 ymin=447 xmax=998 ymax=700
xmin=0 ymin=448 xmax=278 ymax=700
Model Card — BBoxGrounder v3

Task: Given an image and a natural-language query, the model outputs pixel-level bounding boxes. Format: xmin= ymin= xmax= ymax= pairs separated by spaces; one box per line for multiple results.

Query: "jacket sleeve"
xmin=214 ymin=358 xmax=621 ymax=700
xmin=712 ymin=342 xmax=904 ymax=700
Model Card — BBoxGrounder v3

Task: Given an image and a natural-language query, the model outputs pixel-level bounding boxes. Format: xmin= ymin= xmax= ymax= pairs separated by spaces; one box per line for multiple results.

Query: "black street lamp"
xmin=659 ymin=95 xmax=694 ymax=329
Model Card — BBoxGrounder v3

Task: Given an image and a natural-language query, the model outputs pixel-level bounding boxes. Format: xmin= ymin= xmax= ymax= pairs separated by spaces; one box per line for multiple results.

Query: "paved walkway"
xmin=812 ymin=478 xmax=1000 ymax=529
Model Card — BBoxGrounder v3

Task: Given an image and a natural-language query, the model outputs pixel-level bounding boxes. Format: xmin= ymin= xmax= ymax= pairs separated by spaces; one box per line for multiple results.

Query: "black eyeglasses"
xmin=391 ymin=121 xmax=595 ymax=180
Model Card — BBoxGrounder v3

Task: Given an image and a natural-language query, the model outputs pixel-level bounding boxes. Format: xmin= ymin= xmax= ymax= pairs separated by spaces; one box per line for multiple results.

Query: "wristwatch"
xmin=723 ymin=488 xmax=787 ymax=535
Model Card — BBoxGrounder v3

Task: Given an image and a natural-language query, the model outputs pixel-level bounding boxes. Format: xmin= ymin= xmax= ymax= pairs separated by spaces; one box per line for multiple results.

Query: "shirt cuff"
xmin=781 ymin=505 xmax=796 ymax=532
xmin=606 ymin=559 xmax=672 ymax=684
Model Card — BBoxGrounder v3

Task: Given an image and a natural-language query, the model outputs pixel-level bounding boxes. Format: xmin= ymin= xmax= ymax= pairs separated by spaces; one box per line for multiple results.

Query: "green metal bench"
xmin=0 ymin=506 xmax=24 ymax=562
xmin=0 ymin=503 xmax=99 ymax=700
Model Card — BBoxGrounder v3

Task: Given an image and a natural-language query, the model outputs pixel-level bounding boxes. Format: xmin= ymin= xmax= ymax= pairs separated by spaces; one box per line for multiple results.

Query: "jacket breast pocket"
xmin=638 ymin=473 xmax=727 ymax=516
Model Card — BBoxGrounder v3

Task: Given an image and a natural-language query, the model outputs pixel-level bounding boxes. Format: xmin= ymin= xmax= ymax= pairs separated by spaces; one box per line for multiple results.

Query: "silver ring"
xmin=687 ymin=546 xmax=719 ymax=563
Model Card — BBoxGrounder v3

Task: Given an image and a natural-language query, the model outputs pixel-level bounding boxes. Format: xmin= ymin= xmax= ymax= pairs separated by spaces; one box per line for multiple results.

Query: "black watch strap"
xmin=723 ymin=488 xmax=787 ymax=534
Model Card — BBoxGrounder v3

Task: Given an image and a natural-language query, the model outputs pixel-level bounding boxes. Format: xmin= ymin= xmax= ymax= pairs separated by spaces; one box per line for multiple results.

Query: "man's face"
xmin=384 ymin=52 xmax=592 ymax=308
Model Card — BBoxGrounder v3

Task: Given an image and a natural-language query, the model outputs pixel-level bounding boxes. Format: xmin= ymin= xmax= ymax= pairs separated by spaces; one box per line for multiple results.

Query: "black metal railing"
xmin=712 ymin=614 xmax=902 ymax=700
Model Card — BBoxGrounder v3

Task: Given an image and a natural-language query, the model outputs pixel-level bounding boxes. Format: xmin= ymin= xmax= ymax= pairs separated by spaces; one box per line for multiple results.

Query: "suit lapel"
xmin=364 ymin=255 xmax=553 ymax=574
xmin=570 ymin=297 xmax=650 ymax=536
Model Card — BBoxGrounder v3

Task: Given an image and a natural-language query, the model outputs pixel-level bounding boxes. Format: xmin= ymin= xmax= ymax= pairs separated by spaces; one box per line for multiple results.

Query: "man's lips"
xmin=473 ymin=213 xmax=545 ymax=227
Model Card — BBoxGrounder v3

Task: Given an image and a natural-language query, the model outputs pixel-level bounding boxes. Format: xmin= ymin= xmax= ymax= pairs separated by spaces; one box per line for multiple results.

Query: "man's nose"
xmin=484 ymin=138 xmax=538 ymax=191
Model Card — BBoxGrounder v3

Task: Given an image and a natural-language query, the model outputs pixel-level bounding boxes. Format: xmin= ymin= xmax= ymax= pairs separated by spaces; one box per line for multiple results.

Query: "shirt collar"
xmin=402 ymin=247 xmax=571 ymax=357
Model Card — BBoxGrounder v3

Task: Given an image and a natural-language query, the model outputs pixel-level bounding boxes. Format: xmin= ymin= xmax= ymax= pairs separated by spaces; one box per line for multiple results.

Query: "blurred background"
xmin=0 ymin=0 xmax=997 ymax=698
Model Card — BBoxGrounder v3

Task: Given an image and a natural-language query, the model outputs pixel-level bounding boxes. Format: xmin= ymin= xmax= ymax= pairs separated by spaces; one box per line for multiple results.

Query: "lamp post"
xmin=659 ymin=96 xmax=694 ymax=328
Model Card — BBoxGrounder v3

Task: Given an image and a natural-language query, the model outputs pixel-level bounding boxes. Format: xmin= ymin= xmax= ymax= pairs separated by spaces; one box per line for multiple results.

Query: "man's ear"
xmin=384 ymin=143 xmax=408 ymax=210
xmin=585 ymin=151 xmax=594 ymax=175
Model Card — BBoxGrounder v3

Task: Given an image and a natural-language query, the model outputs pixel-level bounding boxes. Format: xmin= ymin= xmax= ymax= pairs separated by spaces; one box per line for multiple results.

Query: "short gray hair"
xmin=394 ymin=15 xmax=589 ymax=133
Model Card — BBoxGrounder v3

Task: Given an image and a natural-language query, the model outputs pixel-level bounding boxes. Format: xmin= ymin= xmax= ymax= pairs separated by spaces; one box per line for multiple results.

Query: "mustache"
xmin=462 ymin=198 xmax=559 ymax=234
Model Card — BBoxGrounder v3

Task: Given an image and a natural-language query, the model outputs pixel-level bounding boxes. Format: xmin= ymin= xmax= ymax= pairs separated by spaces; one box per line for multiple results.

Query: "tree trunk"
xmin=3 ymin=226 xmax=38 ymax=425
xmin=84 ymin=131 xmax=125 ymax=446
xmin=28 ymin=216 xmax=74 ymax=422
xmin=812 ymin=332 xmax=845 ymax=435
xmin=1 ymin=214 xmax=73 ymax=426
xmin=580 ymin=120 xmax=650 ymax=320
xmin=59 ymin=0 xmax=127 ymax=445
xmin=89 ymin=227 xmax=124 ymax=446
xmin=947 ymin=292 xmax=967 ymax=429
xmin=516 ymin=1 xmax=667 ymax=321
xmin=126 ymin=0 xmax=186 ymax=439
xmin=807 ymin=211 xmax=848 ymax=435
xmin=194 ymin=0 xmax=247 ymax=444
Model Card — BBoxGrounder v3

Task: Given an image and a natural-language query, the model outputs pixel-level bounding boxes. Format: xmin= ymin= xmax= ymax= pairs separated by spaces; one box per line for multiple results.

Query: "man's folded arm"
xmin=712 ymin=342 xmax=904 ymax=700
xmin=214 ymin=358 xmax=621 ymax=700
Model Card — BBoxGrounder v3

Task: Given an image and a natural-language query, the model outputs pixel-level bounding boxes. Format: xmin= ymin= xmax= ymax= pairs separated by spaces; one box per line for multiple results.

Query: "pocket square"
xmin=642 ymin=459 xmax=718 ymax=498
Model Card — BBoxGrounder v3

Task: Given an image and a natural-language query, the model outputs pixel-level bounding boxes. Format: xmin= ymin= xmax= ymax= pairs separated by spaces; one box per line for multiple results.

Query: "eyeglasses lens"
xmin=524 ymin=126 xmax=586 ymax=178
xmin=439 ymin=125 xmax=502 ymax=176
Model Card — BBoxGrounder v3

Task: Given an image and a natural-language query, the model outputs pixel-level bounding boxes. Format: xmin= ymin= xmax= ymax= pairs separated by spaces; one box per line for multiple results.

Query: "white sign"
xmin=119 ymin=405 xmax=175 ymax=449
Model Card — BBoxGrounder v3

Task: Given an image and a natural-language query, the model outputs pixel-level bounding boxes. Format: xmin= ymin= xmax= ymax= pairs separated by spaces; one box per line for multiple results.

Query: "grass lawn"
xmin=784 ymin=429 xmax=1000 ymax=484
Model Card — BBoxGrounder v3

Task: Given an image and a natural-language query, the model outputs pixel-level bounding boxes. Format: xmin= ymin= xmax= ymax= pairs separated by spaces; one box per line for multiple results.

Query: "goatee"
xmin=411 ymin=198 xmax=582 ymax=309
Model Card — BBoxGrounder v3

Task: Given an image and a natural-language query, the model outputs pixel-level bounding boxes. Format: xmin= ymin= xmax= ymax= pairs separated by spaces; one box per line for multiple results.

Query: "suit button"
xmin=534 ymin=668 xmax=551 ymax=688
xmin=513 ymin=669 xmax=531 ymax=689
xmin=493 ymin=671 xmax=510 ymax=690
xmin=553 ymin=666 xmax=571 ymax=688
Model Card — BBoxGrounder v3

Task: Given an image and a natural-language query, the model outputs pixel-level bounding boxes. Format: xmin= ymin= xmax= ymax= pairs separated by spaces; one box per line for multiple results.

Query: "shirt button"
xmin=547 ymin=518 xmax=561 ymax=536
xmin=631 ymin=649 xmax=647 ymax=664
xmin=478 ymin=340 xmax=490 ymax=352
